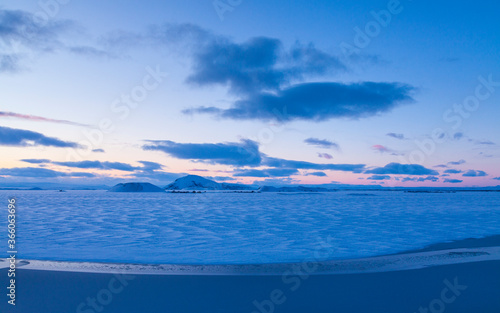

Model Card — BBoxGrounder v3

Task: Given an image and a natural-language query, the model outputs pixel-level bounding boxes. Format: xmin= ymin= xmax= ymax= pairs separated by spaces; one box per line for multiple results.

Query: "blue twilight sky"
xmin=1 ymin=0 xmax=499 ymax=187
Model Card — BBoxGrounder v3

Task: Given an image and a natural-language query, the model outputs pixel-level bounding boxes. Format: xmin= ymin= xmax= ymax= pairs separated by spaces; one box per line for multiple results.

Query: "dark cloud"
xmin=304 ymin=138 xmax=339 ymax=150
xmin=306 ymin=172 xmax=327 ymax=177
xmin=444 ymin=169 xmax=462 ymax=174
xmin=317 ymin=153 xmax=333 ymax=160
xmin=367 ymin=175 xmax=391 ymax=180
xmin=233 ymin=168 xmax=299 ymax=178
xmin=0 ymin=126 xmax=80 ymax=148
xmin=444 ymin=179 xmax=463 ymax=184
xmin=365 ymin=163 xmax=439 ymax=176
xmin=186 ymin=36 xmax=346 ymax=95
xmin=143 ymin=138 xmax=364 ymax=173
xmin=386 ymin=133 xmax=406 ymax=140
xmin=462 ymin=170 xmax=487 ymax=177
xmin=263 ymin=157 xmax=365 ymax=172
xmin=102 ymin=23 xmax=413 ymax=124
xmin=185 ymin=82 xmax=414 ymax=123
xmin=92 ymin=149 xmax=105 ymax=153
xmin=494 ymin=177 xmax=500 ymax=181
xmin=143 ymin=139 xmax=261 ymax=166
xmin=0 ymin=167 xmax=94 ymax=178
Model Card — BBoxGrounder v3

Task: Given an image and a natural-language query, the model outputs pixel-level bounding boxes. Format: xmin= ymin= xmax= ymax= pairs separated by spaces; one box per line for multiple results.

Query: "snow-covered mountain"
xmin=165 ymin=175 xmax=258 ymax=191
xmin=165 ymin=175 xmax=223 ymax=190
xmin=108 ymin=182 xmax=165 ymax=192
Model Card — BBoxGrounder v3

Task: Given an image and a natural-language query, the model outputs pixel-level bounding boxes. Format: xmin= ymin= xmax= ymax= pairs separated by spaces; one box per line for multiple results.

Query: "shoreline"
xmin=2 ymin=235 xmax=499 ymax=276
xmin=2 ymin=235 xmax=499 ymax=312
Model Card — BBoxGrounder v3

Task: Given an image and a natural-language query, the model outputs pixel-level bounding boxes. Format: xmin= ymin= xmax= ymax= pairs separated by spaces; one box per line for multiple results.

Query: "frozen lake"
xmin=2 ymin=190 xmax=500 ymax=264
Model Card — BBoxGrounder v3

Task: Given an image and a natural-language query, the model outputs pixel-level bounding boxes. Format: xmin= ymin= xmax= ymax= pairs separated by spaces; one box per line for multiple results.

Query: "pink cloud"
xmin=372 ymin=145 xmax=390 ymax=153
xmin=317 ymin=153 xmax=333 ymax=159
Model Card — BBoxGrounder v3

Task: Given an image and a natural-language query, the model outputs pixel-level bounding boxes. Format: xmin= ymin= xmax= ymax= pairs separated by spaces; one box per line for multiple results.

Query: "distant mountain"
xmin=108 ymin=182 xmax=165 ymax=192
xmin=165 ymin=175 xmax=257 ymax=191
xmin=259 ymin=186 xmax=333 ymax=192
xmin=0 ymin=182 xmax=110 ymax=190
xmin=221 ymin=183 xmax=257 ymax=191
xmin=166 ymin=175 xmax=222 ymax=190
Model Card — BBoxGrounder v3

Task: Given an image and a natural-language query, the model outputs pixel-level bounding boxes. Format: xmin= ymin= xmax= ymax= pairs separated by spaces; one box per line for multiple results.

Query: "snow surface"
xmin=1 ymin=190 xmax=500 ymax=264
xmin=2 ymin=247 xmax=499 ymax=275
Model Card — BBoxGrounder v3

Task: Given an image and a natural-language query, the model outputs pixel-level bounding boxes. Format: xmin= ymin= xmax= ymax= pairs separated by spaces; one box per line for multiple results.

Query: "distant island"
xmin=3 ymin=174 xmax=499 ymax=192
xmin=108 ymin=182 xmax=166 ymax=193
xmin=109 ymin=175 xmax=355 ymax=193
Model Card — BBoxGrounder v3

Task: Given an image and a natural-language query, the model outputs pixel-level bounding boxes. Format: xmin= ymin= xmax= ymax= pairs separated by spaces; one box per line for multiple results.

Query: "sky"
xmin=1 ymin=0 xmax=499 ymax=187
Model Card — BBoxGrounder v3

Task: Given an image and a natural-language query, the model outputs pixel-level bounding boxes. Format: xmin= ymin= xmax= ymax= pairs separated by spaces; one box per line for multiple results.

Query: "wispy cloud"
xmin=304 ymin=138 xmax=339 ymax=150
xmin=386 ymin=132 xmax=406 ymax=140
xmin=0 ymin=167 xmax=95 ymax=178
xmin=0 ymin=9 xmax=113 ymax=73
xmin=233 ymin=168 xmax=299 ymax=178
xmin=20 ymin=159 xmax=51 ymax=164
xmin=53 ymin=161 xmax=139 ymax=172
xmin=474 ymin=140 xmax=495 ymax=145
xmin=371 ymin=144 xmax=391 ymax=153
xmin=262 ymin=157 xmax=365 ymax=172
xmin=0 ymin=111 xmax=89 ymax=127
xmin=447 ymin=159 xmax=466 ymax=166
xmin=402 ymin=176 xmax=439 ymax=182
xmin=317 ymin=153 xmax=333 ymax=160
